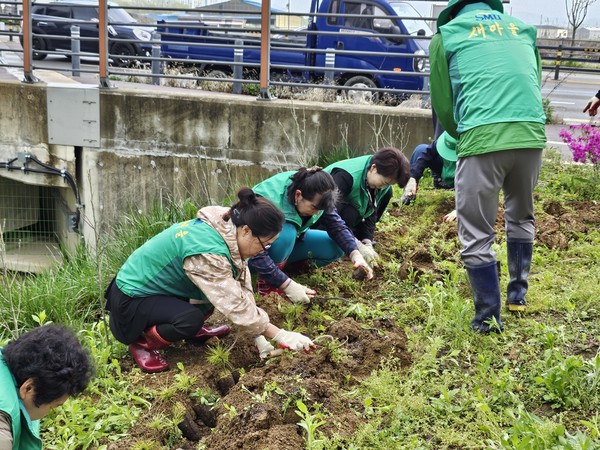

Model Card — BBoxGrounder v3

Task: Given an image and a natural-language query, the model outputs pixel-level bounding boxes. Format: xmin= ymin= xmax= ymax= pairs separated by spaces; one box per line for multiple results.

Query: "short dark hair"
xmin=2 ymin=324 xmax=94 ymax=406
xmin=286 ymin=167 xmax=338 ymax=212
xmin=224 ymin=187 xmax=285 ymax=239
xmin=371 ymin=147 xmax=410 ymax=188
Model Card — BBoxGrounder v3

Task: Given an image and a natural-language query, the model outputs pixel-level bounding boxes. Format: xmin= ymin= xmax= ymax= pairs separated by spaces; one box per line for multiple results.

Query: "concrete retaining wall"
xmin=0 ymin=78 xmax=433 ymax=257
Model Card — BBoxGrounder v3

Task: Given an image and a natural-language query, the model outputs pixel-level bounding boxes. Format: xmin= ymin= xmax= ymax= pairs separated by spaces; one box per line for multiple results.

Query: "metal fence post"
xmin=554 ymin=44 xmax=562 ymax=81
xmin=151 ymin=32 xmax=161 ymax=86
xmin=71 ymin=25 xmax=81 ymax=77
xmin=98 ymin=0 xmax=111 ymax=88
xmin=22 ymin=0 xmax=39 ymax=83
xmin=233 ymin=39 xmax=243 ymax=94
xmin=324 ymin=48 xmax=335 ymax=85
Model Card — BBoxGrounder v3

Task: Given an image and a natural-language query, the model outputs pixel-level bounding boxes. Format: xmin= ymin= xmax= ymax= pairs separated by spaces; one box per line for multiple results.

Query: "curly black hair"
xmin=2 ymin=324 xmax=94 ymax=406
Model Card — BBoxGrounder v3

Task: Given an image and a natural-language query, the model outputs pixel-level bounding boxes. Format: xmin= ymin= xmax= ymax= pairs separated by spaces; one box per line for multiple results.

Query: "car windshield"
xmin=389 ymin=2 xmax=432 ymax=36
xmin=108 ymin=7 xmax=136 ymax=23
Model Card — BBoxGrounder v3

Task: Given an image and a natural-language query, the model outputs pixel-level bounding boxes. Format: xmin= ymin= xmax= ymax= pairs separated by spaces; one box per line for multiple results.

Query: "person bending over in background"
xmin=583 ymin=90 xmax=600 ymax=116
xmin=402 ymin=131 xmax=459 ymax=222
xmin=313 ymin=147 xmax=410 ymax=267
xmin=0 ymin=324 xmax=93 ymax=450
xmin=430 ymin=0 xmax=546 ymax=332
xmin=105 ymin=187 xmax=315 ymax=373
xmin=249 ymin=167 xmax=373 ymax=304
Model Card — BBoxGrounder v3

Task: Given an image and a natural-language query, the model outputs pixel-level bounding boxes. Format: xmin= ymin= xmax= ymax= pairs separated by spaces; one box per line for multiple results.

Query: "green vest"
xmin=253 ymin=171 xmax=324 ymax=236
xmin=441 ymin=159 xmax=456 ymax=187
xmin=324 ymin=155 xmax=391 ymax=227
xmin=439 ymin=10 xmax=546 ymax=134
xmin=0 ymin=350 xmax=42 ymax=450
xmin=116 ymin=219 xmax=235 ymax=300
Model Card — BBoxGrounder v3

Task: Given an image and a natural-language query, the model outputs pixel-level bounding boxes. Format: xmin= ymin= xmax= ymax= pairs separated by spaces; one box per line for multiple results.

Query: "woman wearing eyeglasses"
xmin=105 ymin=187 xmax=315 ymax=373
xmin=249 ymin=167 xmax=374 ymax=304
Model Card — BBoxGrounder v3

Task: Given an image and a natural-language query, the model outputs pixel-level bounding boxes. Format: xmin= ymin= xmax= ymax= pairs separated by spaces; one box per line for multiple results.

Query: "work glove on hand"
xmin=443 ymin=209 xmax=457 ymax=223
xmin=349 ymin=249 xmax=374 ymax=280
xmin=355 ymin=239 xmax=379 ymax=267
xmin=400 ymin=177 xmax=418 ymax=205
xmin=583 ymin=96 xmax=600 ymax=116
xmin=254 ymin=335 xmax=275 ymax=359
xmin=273 ymin=329 xmax=315 ymax=352
xmin=282 ymin=279 xmax=316 ymax=304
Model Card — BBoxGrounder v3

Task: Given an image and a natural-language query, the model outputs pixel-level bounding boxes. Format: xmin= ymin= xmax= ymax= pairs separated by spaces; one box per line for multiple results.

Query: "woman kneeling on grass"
xmin=249 ymin=167 xmax=374 ymax=304
xmin=105 ymin=187 xmax=315 ymax=373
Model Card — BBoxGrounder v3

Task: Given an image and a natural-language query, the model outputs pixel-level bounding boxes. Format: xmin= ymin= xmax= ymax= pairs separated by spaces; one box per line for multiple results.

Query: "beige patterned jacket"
xmin=182 ymin=206 xmax=270 ymax=335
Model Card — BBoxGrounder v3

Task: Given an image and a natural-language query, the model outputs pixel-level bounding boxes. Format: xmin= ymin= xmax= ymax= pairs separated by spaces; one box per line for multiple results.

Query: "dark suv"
xmin=21 ymin=0 xmax=153 ymax=67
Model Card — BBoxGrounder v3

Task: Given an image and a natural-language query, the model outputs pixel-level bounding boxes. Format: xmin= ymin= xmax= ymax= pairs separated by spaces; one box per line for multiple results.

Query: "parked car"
xmin=20 ymin=0 xmax=153 ymax=67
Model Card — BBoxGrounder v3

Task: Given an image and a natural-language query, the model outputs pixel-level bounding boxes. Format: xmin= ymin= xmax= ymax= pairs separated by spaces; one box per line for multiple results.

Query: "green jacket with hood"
xmin=429 ymin=3 xmax=546 ymax=157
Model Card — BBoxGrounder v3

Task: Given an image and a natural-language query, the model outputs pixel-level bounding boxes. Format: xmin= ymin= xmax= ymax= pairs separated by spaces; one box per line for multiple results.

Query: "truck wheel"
xmin=110 ymin=42 xmax=135 ymax=68
xmin=343 ymin=76 xmax=378 ymax=103
xmin=205 ymin=69 xmax=231 ymax=79
xmin=31 ymin=34 xmax=47 ymax=60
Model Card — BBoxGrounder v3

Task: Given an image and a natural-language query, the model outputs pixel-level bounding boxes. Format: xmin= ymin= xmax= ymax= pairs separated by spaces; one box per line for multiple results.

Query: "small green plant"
xmin=534 ymin=349 xmax=585 ymax=409
xmin=295 ymin=400 xmax=326 ymax=449
xmin=206 ymin=341 xmax=233 ymax=371
xmin=190 ymin=387 xmax=220 ymax=407
xmin=223 ymin=403 xmax=238 ymax=420
xmin=173 ymin=362 xmax=198 ymax=393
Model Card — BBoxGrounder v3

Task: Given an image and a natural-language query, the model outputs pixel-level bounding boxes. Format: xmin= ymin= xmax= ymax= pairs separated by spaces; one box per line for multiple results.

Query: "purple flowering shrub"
xmin=559 ymin=124 xmax=600 ymax=171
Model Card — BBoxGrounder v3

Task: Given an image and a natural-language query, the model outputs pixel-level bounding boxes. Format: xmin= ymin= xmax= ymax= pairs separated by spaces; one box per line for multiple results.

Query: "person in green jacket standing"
xmin=0 ymin=325 xmax=93 ymax=450
xmin=315 ymin=147 xmax=410 ymax=266
xmin=430 ymin=0 xmax=546 ymax=332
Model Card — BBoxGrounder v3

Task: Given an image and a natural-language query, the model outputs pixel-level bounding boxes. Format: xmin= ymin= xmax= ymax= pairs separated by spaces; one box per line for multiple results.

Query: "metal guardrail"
xmin=0 ymin=0 xmax=434 ymax=102
xmin=538 ymin=39 xmax=600 ymax=80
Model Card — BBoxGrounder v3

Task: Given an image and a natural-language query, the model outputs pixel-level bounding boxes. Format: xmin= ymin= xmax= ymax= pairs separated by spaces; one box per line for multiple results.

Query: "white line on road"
xmin=551 ymin=101 xmax=575 ymax=105
xmin=547 ymin=140 xmax=567 ymax=147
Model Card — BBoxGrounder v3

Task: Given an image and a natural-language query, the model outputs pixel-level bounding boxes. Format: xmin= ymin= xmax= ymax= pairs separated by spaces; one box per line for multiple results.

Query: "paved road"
xmin=542 ymin=70 xmax=600 ymax=159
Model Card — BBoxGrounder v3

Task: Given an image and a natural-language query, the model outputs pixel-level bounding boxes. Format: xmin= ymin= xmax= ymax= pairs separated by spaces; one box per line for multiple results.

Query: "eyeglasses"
xmin=256 ymin=235 xmax=272 ymax=253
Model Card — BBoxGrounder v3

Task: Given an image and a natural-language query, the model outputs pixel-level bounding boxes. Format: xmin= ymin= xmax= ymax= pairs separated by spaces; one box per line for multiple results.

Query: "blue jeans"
xmin=268 ymin=223 xmax=344 ymax=267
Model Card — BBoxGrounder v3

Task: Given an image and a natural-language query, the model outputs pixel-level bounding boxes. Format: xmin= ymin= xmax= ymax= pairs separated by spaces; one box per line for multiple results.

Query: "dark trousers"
xmin=105 ymin=278 xmax=210 ymax=344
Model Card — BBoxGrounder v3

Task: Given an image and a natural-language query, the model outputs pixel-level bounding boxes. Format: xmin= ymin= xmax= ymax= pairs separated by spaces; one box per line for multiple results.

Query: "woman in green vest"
xmin=105 ymin=187 xmax=315 ymax=373
xmin=249 ymin=167 xmax=373 ymax=304
xmin=318 ymin=147 xmax=410 ymax=265
xmin=0 ymin=325 xmax=93 ymax=450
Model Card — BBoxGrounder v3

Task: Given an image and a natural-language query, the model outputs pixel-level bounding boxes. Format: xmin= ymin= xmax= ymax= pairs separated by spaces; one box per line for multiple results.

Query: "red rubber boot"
xmin=129 ymin=325 xmax=171 ymax=373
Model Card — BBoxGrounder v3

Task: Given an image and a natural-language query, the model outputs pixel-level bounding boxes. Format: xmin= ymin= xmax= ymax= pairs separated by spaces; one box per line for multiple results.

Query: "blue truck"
xmin=158 ymin=0 xmax=431 ymax=97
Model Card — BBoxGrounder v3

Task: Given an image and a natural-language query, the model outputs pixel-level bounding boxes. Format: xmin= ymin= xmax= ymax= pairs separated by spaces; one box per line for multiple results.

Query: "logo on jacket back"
xmin=475 ymin=13 xmax=502 ymax=21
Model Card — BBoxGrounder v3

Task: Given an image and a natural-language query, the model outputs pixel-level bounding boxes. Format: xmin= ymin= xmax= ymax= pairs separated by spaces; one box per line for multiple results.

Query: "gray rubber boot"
xmin=466 ymin=262 xmax=504 ymax=333
xmin=506 ymin=241 xmax=533 ymax=312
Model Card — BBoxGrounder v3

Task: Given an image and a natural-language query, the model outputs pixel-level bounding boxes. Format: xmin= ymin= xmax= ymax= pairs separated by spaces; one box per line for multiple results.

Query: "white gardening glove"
xmin=355 ymin=239 xmax=379 ymax=267
xmin=583 ymin=96 xmax=600 ymax=116
xmin=254 ymin=335 xmax=275 ymax=359
xmin=282 ymin=279 xmax=316 ymax=304
xmin=273 ymin=329 xmax=315 ymax=352
xmin=401 ymin=177 xmax=418 ymax=205
xmin=443 ymin=209 xmax=457 ymax=222
xmin=349 ymin=249 xmax=374 ymax=280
